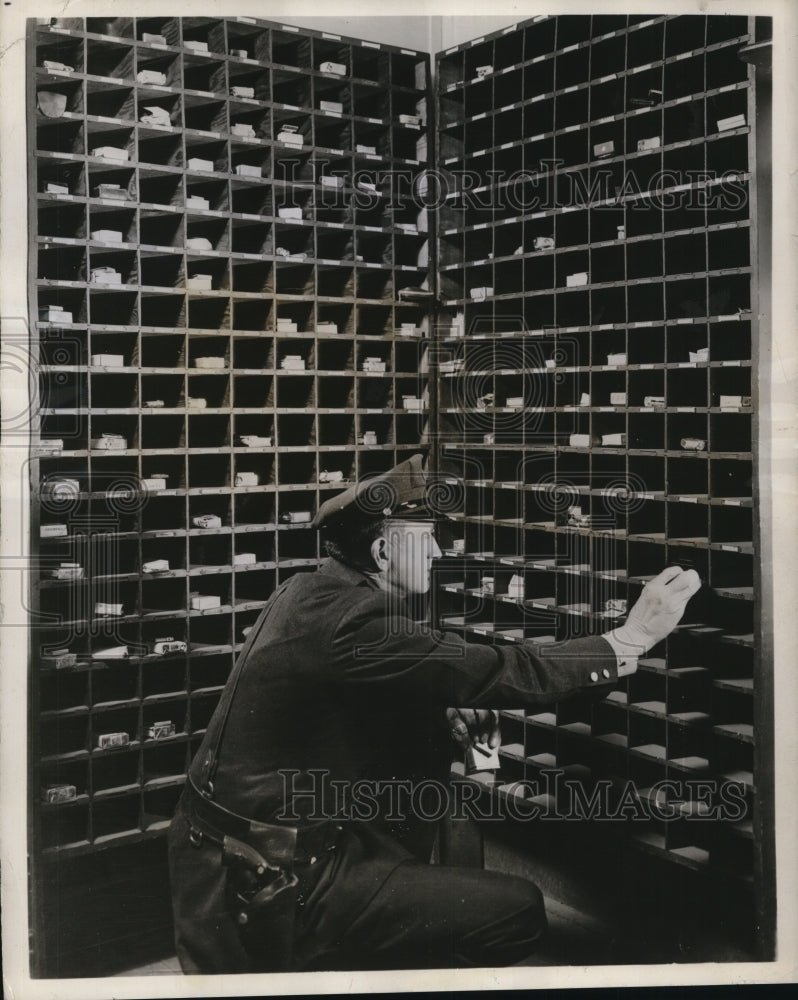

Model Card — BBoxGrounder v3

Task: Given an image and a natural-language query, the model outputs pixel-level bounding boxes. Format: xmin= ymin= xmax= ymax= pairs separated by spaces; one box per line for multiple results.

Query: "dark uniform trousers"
xmin=168 ymin=558 xmax=618 ymax=973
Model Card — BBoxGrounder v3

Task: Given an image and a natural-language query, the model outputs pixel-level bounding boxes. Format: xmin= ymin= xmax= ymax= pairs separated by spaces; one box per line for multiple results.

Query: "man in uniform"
xmin=168 ymin=454 xmax=700 ymax=972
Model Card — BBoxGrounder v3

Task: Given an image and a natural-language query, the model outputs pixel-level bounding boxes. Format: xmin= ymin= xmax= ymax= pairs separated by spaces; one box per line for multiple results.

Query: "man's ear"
xmin=370 ymin=534 xmax=390 ymax=571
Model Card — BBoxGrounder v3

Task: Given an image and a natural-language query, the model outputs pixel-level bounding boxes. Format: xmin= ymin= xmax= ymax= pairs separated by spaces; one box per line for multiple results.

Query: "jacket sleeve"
xmin=329 ymin=591 xmax=619 ymax=709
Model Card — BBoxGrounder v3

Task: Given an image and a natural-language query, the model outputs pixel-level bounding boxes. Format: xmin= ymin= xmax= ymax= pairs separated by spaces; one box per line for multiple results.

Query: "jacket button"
xmin=590 ymin=671 xmax=599 ymax=682
xmin=310 ymin=855 xmax=317 ymax=865
xmin=237 ymin=912 xmax=248 ymax=925
xmin=602 ymin=668 xmax=611 ymax=679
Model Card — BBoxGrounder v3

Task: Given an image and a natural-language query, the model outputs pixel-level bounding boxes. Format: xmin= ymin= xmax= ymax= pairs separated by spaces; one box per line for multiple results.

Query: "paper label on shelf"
xmin=722 ymin=544 xmax=740 ymax=552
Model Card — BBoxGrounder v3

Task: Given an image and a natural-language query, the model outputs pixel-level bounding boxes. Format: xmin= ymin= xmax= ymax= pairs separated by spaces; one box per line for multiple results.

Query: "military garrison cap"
xmin=313 ymin=454 xmax=432 ymax=529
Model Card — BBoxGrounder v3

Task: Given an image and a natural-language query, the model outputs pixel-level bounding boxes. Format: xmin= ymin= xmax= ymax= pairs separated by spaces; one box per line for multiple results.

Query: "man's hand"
xmin=612 ymin=566 xmax=702 ymax=656
xmin=446 ymin=708 xmax=501 ymax=750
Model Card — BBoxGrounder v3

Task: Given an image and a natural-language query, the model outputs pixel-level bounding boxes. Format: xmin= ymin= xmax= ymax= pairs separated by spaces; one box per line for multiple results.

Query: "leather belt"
xmin=185 ymin=778 xmax=340 ymax=866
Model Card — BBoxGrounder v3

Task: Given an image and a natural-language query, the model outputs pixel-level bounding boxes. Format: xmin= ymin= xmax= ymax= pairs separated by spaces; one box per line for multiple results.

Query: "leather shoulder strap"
xmin=192 ymin=577 xmax=295 ymax=796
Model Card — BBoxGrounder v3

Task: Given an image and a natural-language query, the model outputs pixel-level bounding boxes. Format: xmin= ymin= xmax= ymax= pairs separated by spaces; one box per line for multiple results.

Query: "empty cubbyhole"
xmin=88 ymin=371 xmax=136 ymax=408
xmin=269 ymin=28 xmax=309 ymax=70
xmin=627 ymin=537 xmax=669 ymax=583
xmin=709 ymin=15 xmax=751 ymax=44
xmin=706 ymin=47 xmax=749 ymax=94
xmin=710 ymin=412 xmax=751 ymax=455
xmin=706 ymin=174 xmax=750 ymax=226
xmin=709 ymin=457 xmax=753 ymax=502
xmin=663 ymin=456 xmax=706 ymax=500
xmin=707 ymin=227 xmax=751 ymax=277
xmin=555 ymin=45 xmax=589 ymax=92
xmin=139 ymin=741 xmax=187 ymax=793
xmin=317 ymin=263 xmax=355 ymax=298
xmin=591 ymin=244 xmax=625 ymax=284
xmin=139 ymin=292 xmax=184 ymax=329
xmin=661 ymin=98 xmax=702 ymax=147
xmin=42 ymin=792 xmax=90 ymax=850
xmin=141 ymin=495 xmax=186 ymax=535
xmin=588 ymin=82 xmax=623 ymax=134
xmin=275 ymin=408 xmax=315 ymax=446
xmin=316 ymin=374 xmax=354 ymax=409
xmin=273 ymin=368 xmax=312 ymax=406
xmin=231 ymin=338 xmax=272 ymax=373
xmin=270 ymin=67 xmax=313 ymax=113
xmin=235 ymin=491 xmax=276 ymax=527
xmin=712 ymin=724 xmax=754 ymax=791
xmin=135 ymin=252 xmax=179 ymax=291
xmin=464 ymin=76 xmax=494 ymax=120
xmin=136 ymin=127 xmax=183 ymax=168
xmin=189 ymin=532 xmax=231 ymax=571
xmin=523 ymin=18 xmax=555 ymax=60
xmin=665 ymin=278 xmax=705 ymax=321
xmin=136 ymin=211 xmax=181 ymax=251
xmin=188 ymin=644 xmax=231 ymax=692
xmin=315 ymin=115 xmax=351 ymax=153
xmin=141 ymin=782 xmax=183 ymax=830
xmin=667 ymin=366 xmax=709 ymax=407
xmin=85 ymin=77 xmax=137 ymax=122
xmin=38 ymin=244 xmax=86 ymax=283
xmin=230 ymin=373 xmax=270 ymax=407
xmin=184 ymin=406 xmax=229 ymax=448
xmin=139 ymin=574 xmax=186 ymax=615
xmin=41 ymin=712 xmax=90 ymax=758
xmin=182 ymin=54 xmax=226 ymax=96
xmin=84 ymin=37 xmax=134 ymax=81
xmin=706 ymin=127 xmax=750 ymax=177
xmin=272 ymin=260 xmax=313 ymax=297
xmin=711 ymin=506 xmax=753 ymax=553
xmin=662 ymin=142 xmax=706 ymax=183
xmin=91 ymin=792 xmax=141 ymax=848
xmin=89 ymin=289 xmax=138 ymax=328
xmin=628 ymin=667 xmax=667 ymax=719
xmin=589 ymin=28 xmax=627 ymax=75
xmin=662 ymin=15 xmax=704 ymax=56
xmin=666 ymin=233 xmax=707 ymax=277
xmin=623 ymin=197 xmax=661 ymax=243
xmin=555 ymin=128 xmax=589 ymax=172
xmin=228 ymin=180 xmax=270 ymax=216
xmin=139 ymin=334 xmax=184 ymax=370
xmin=184 ymin=97 xmax=228 ymax=138
xmin=556 ymin=14 xmax=593 ymax=49
xmin=667 ymin=498 xmax=709 ymax=544
xmin=126 ymin=169 xmax=173 ymax=209
xmin=628 ymin=714 xmax=667 ymax=766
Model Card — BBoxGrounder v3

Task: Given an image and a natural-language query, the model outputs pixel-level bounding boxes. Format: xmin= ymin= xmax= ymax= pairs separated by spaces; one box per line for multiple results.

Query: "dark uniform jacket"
xmin=168 ymin=557 xmax=619 ymax=972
